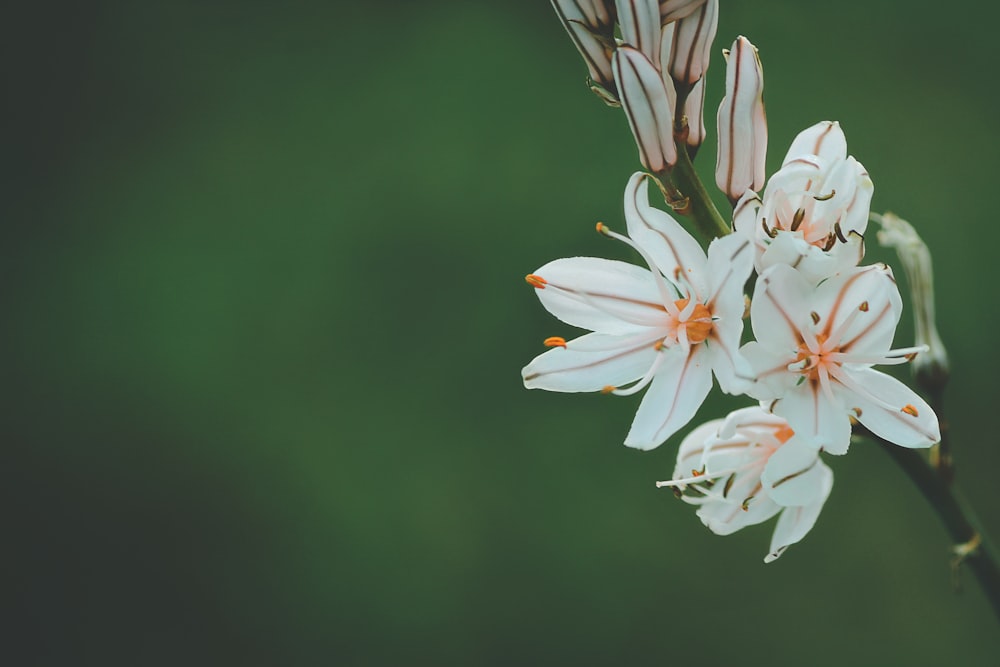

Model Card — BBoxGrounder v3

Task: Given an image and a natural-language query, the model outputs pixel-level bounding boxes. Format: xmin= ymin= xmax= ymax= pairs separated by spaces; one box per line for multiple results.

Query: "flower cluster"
xmin=527 ymin=0 xmax=941 ymax=561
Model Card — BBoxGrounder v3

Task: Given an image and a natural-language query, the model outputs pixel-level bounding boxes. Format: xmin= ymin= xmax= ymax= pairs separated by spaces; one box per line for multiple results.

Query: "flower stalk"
xmin=860 ymin=428 xmax=1000 ymax=621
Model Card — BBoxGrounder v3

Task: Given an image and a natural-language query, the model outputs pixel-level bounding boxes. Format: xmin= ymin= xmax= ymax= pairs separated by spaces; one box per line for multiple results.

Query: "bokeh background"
xmin=6 ymin=1 xmax=1000 ymax=664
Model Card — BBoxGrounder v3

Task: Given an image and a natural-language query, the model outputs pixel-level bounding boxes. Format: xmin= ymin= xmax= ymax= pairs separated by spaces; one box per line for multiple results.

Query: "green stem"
xmin=864 ymin=431 xmax=1000 ymax=620
xmin=670 ymin=146 xmax=730 ymax=241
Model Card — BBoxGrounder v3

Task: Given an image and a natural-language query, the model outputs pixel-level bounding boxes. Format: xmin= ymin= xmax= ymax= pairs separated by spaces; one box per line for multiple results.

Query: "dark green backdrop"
xmin=6 ymin=1 xmax=1000 ymax=664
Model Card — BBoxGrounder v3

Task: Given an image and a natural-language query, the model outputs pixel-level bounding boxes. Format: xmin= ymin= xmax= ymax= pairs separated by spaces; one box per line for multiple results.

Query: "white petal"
xmin=532 ymin=257 xmax=670 ymax=334
xmin=844 ymin=368 xmax=940 ymax=448
xmin=683 ymin=76 xmax=706 ymax=147
xmin=624 ymin=346 xmax=713 ymax=449
xmin=781 ymin=121 xmax=847 ymax=166
xmin=773 ymin=381 xmax=852 ymax=454
xmin=740 ymin=340 xmax=797 ymax=400
xmin=666 ymin=0 xmax=718 ymax=85
xmin=623 ymin=172 xmax=708 ymax=294
xmin=764 ymin=462 xmax=833 ymax=562
xmin=551 ymin=0 xmax=616 ymax=89
xmin=698 ymin=493 xmax=781 ymax=536
xmin=757 ymin=231 xmax=845 ymax=284
xmin=761 ymin=439 xmax=826 ymax=506
xmin=674 ymin=417 xmax=726 ymax=475
xmin=659 ymin=0 xmax=707 ymax=22
xmin=812 ymin=264 xmax=901 ymax=356
xmin=522 ymin=331 xmax=662 ymax=392
xmin=616 ymin=0 xmax=662 ymax=64
xmin=750 ymin=263 xmax=811 ymax=352
xmin=732 ymin=189 xmax=762 ymax=237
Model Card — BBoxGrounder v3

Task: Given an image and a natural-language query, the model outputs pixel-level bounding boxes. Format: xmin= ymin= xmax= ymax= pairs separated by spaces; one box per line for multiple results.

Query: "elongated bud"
xmin=551 ymin=0 xmax=618 ymax=100
xmin=683 ymin=77 xmax=706 ymax=149
xmin=874 ymin=212 xmax=949 ymax=388
xmin=659 ymin=0 xmax=707 ymax=22
xmin=613 ymin=46 xmax=677 ymax=173
xmin=661 ymin=0 xmax=717 ymax=87
xmin=616 ymin=0 xmax=662 ymax=65
xmin=716 ymin=36 xmax=767 ymax=203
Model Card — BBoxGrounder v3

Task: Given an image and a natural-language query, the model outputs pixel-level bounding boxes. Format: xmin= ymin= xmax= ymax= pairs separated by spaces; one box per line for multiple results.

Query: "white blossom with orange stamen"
xmin=658 ymin=406 xmax=833 ymax=562
xmin=733 ymin=121 xmax=874 ymax=283
xmin=551 ymin=0 xmax=619 ymax=99
xmin=741 ymin=263 xmax=940 ymax=455
xmin=521 ymin=172 xmax=753 ymax=450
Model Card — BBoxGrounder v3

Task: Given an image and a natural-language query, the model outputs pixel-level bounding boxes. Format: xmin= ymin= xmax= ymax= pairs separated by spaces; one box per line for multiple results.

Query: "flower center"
xmin=794 ymin=333 xmax=832 ymax=381
xmin=674 ymin=299 xmax=713 ymax=344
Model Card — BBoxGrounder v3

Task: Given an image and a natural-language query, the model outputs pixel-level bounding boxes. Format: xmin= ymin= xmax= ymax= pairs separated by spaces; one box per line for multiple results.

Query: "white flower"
xmin=616 ymin=0 xmax=662 ymax=65
xmin=715 ymin=36 xmax=768 ymax=203
xmin=522 ymin=172 xmax=753 ymax=450
xmin=733 ymin=121 xmax=874 ymax=283
xmin=741 ymin=263 xmax=941 ymax=454
xmin=659 ymin=0 xmax=707 ymax=23
xmin=658 ymin=406 xmax=833 ymax=562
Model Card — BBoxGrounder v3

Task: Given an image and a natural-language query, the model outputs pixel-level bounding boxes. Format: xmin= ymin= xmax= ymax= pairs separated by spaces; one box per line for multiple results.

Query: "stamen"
xmin=901 ymin=404 xmax=919 ymax=417
xmin=543 ymin=336 xmax=567 ymax=348
xmin=814 ymin=189 xmax=837 ymax=202
xmin=600 ymin=226 xmax=679 ymax=309
xmin=790 ymin=207 xmax=806 ymax=232
xmin=601 ymin=385 xmax=616 ymax=395
xmin=834 ymin=221 xmax=848 ymax=244
xmin=859 ymin=301 xmax=869 ymax=312
xmin=810 ymin=311 xmax=821 ymax=325
xmin=525 ymin=274 xmax=547 ymax=289
xmin=608 ymin=348 xmax=670 ymax=396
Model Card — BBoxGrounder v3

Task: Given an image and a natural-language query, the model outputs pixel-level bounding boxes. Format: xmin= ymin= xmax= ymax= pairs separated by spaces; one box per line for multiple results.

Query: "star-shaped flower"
xmin=741 ymin=263 xmax=940 ymax=454
xmin=522 ymin=172 xmax=752 ymax=450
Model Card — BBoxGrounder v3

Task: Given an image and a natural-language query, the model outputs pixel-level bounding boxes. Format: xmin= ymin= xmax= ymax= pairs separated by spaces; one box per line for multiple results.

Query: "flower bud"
xmin=660 ymin=0 xmax=717 ymax=87
xmin=875 ymin=212 xmax=950 ymax=388
xmin=551 ymin=0 xmax=618 ymax=99
xmin=715 ymin=36 xmax=767 ymax=203
xmin=616 ymin=0 xmax=662 ymax=65
xmin=659 ymin=0 xmax=707 ymax=22
xmin=612 ymin=46 xmax=677 ymax=173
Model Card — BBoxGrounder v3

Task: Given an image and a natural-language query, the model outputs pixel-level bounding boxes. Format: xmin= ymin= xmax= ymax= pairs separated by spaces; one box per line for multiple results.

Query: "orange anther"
xmin=859 ymin=301 xmax=870 ymax=312
xmin=543 ymin=336 xmax=567 ymax=348
xmin=901 ymin=404 xmax=919 ymax=417
xmin=601 ymin=385 xmax=616 ymax=395
xmin=525 ymin=274 xmax=547 ymax=289
xmin=596 ymin=222 xmax=608 ymax=234
xmin=774 ymin=425 xmax=795 ymax=444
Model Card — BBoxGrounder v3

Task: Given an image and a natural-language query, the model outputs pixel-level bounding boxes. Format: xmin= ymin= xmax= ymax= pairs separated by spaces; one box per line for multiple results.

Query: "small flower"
xmin=715 ymin=36 xmax=767 ymax=204
xmin=741 ymin=263 xmax=941 ymax=454
xmin=660 ymin=0 xmax=718 ymax=88
xmin=522 ymin=172 xmax=753 ymax=450
xmin=613 ymin=46 xmax=677 ymax=173
xmin=733 ymin=121 xmax=874 ymax=283
xmin=551 ymin=0 xmax=619 ymax=100
xmin=658 ymin=406 xmax=833 ymax=563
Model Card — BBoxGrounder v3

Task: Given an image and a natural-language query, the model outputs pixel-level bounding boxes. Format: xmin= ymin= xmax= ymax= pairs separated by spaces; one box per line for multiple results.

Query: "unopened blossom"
xmin=613 ymin=46 xmax=677 ymax=173
xmin=875 ymin=212 xmax=949 ymax=386
xmin=658 ymin=406 xmax=833 ymax=562
xmin=659 ymin=0 xmax=707 ymax=22
xmin=551 ymin=0 xmax=618 ymax=99
xmin=670 ymin=76 xmax=706 ymax=149
xmin=741 ymin=263 xmax=940 ymax=454
xmin=716 ymin=36 xmax=767 ymax=203
xmin=733 ymin=121 xmax=874 ymax=283
xmin=659 ymin=0 xmax=717 ymax=88
xmin=522 ymin=172 xmax=753 ymax=450
xmin=616 ymin=0 xmax=662 ymax=64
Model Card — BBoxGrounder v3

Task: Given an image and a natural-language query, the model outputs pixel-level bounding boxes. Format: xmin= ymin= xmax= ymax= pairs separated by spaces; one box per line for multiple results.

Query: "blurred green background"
xmin=5 ymin=1 xmax=1000 ymax=664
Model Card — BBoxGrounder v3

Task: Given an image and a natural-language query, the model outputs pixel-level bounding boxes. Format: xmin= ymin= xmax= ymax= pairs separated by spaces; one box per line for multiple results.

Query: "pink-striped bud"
xmin=615 ymin=0 xmax=662 ymax=65
xmin=551 ymin=0 xmax=618 ymax=98
xmin=659 ymin=0 xmax=707 ymax=23
xmin=613 ymin=46 xmax=677 ymax=172
xmin=660 ymin=0 xmax=717 ymax=87
xmin=716 ymin=36 xmax=767 ymax=203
